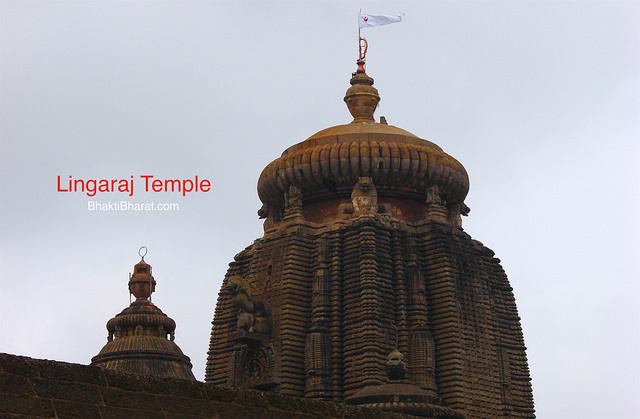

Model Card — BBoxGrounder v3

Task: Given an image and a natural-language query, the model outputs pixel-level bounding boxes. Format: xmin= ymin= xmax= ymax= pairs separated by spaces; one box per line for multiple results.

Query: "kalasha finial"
xmin=344 ymin=64 xmax=380 ymax=123
xmin=129 ymin=247 xmax=156 ymax=301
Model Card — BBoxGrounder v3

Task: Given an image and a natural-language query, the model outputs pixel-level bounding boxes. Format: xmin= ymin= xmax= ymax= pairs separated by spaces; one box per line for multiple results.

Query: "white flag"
xmin=358 ymin=13 xmax=404 ymax=29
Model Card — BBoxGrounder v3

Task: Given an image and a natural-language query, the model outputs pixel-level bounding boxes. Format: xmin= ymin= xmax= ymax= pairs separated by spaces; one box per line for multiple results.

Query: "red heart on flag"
xmin=364 ymin=17 xmax=368 ymax=21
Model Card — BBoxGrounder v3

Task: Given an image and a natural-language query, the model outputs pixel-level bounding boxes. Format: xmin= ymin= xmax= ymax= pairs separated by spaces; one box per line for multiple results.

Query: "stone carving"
xmin=283 ymin=185 xmax=303 ymax=219
xmin=448 ymin=202 xmax=471 ymax=227
xmin=225 ymin=276 xmax=270 ymax=335
xmin=351 ymin=177 xmax=378 ymax=216
xmin=258 ymin=204 xmax=281 ymax=231
xmin=285 ymin=185 xmax=303 ymax=209
xmin=425 ymin=185 xmax=450 ymax=223
xmin=232 ymin=343 xmax=275 ymax=389
xmin=425 ymin=185 xmax=443 ymax=206
xmin=257 ymin=204 xmax=269 ymax=219
xmin=386 ymin=348 xmax=407 ymax=380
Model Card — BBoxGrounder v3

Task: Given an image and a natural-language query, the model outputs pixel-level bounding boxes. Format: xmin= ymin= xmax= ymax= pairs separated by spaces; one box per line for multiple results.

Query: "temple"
xmin=91 ymin=250 xmax=195 ymax=381
xmin=205 ymin=63 xmax=535 ymax=417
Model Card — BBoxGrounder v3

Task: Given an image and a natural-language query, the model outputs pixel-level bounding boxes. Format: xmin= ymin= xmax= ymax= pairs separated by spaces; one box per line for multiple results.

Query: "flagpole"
xmin=358 ymin=9 xmax=361 ymax=68
xmin=356 ymin=11 xmax=403 ymax=74
xmin=357 ymin=10 xmax=366 ymax=74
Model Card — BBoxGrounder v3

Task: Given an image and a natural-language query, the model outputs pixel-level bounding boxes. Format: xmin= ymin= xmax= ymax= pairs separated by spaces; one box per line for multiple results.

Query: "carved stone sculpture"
xmin=351 ymin=177 xmax=378 ymax=216
xmin=225 ymin=276 xmax=270 ymax=335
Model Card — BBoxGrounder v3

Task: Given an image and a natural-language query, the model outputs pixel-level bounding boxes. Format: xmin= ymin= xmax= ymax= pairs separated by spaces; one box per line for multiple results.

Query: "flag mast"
xmin=357 ymin=11 xmax=403 ymax=73
xmin=357 ymin=9 xmax=368 ymax=74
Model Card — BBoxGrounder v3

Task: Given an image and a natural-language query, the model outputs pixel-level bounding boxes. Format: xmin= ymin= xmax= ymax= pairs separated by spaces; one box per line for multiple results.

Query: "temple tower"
xmin=206 ymin=66 xmax=534 ymax=417
xmin=92 ymin=250 xmax=195 ymax=381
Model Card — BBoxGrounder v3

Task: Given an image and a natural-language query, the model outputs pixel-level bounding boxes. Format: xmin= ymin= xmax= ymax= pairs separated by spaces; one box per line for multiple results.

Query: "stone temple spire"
xmin=206 ymin=63 xmax=534 ymax=418
xmin=92 ymin=249 xmax=195 ymax=381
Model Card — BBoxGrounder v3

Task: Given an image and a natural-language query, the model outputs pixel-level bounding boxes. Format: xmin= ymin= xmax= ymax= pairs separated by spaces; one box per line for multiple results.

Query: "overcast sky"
xmin=1 ymin=1 xmax=638 ymax=418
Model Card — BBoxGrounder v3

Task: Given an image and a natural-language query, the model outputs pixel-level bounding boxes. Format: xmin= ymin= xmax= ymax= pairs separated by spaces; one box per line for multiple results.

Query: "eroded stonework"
xmin=92 ymin=257 xmax=195 ymax=381
xmin=206 ymin=69 xmax=534 ymax=418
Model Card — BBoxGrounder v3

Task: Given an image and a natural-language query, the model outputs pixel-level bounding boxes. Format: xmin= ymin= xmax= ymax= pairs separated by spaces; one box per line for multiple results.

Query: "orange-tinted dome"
xmin=257 ymin=72 xmax=469 ymax=208
xmin=91 ymin=256 xmax=195 ymax=381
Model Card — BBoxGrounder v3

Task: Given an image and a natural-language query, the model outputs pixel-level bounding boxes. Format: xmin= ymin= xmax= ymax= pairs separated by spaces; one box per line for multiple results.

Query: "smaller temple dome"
xmin=91 ymin=252 xmax=195 ymax=381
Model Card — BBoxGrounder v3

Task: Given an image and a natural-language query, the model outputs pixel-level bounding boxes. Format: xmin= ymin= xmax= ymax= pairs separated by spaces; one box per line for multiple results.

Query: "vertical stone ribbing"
xmin=376 ymin=222 xmax=395 ymax=355
xmin=357 ymin=218 xmax=384 ymax=388
xmin=206 ymin=246 xmax=254 ymax=384
xmin=417 ymin=222 xmax=467 ymax=410
xmin=342 ymin=217 xmax=387 ymax=394
xmin=341 ymin=222 xmax=364 ymax=394
xmin=391 ymin=228 xmax=410 ymax=362
xmin=484 ymin=251 xmax=534 ymax=417
xmin=279 ymin=225 xmax=314 ymax=397
xmin=207 ymin=216 xmax=534 ymax=418
xmin=305 ymin=235 xmax=331 ymax=399
xmin=406 ymin=244 xmax=438 ymax=396
xmin=304 ymin=329 xmax=331 ymax=398
xmin=452 ymin=236 xmax=502 ymax=418
xmin=327 ymin=228 xmax=344 ymax=401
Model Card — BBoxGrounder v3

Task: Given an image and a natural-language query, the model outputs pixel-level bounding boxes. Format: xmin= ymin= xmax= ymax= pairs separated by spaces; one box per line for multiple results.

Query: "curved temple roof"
xmin=91 ymin=256 xmax=195 ymax=381
xmin=257 ymin=71 xmax=469 ymax=209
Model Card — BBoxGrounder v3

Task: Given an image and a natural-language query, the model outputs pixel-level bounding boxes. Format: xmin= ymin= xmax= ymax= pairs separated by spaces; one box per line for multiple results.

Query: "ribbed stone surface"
xmin=258 ymin=123 xmax=469 ymax=208
xmin=92 ymin=258 xmax=195 ymax=381
xmin=207 ymin=70 xmax=533 ymax=419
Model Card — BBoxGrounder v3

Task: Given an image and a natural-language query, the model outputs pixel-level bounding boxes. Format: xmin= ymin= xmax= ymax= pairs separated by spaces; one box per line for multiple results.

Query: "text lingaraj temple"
xmin=0 ymin=57 xmax=534 ymax=418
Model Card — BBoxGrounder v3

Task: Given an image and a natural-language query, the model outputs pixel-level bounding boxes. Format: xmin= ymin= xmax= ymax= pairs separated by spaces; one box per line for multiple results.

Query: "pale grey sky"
xmin=1 ymin=1 xmax=639 ymax=418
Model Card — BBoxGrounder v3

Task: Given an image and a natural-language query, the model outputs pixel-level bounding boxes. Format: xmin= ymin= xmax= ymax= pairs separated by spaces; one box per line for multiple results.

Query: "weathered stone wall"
xmin=206 ymin=215 xmax=534 ymax=418
xmin=0 ymin=353 xmax=424 ymax=419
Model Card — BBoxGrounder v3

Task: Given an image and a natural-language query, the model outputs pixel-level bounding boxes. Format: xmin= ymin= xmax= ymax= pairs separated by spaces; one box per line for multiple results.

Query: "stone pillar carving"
xmin=357 ymin=219 xmax=385 ymax=388
xmin=305 ymin=237 xmax=332 ymax=398
xmin=305 ymin=325 xmax=331 ymax=398
xmin=407 ymin=252 xmax=438 ymax=397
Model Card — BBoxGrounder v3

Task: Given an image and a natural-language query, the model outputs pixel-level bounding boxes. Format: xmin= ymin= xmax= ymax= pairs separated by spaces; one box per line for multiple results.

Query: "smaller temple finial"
xmin=128 ymin=247 xmax=156 ymax=302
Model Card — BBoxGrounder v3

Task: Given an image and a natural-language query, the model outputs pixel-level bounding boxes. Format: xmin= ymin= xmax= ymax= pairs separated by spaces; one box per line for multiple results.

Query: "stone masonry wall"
xmin=0 ymin=353 xmax=424 ymax=419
